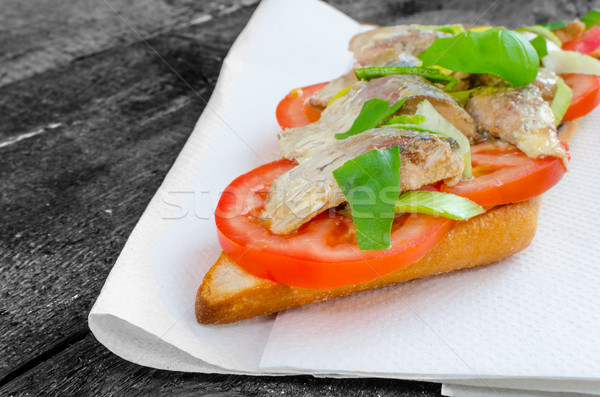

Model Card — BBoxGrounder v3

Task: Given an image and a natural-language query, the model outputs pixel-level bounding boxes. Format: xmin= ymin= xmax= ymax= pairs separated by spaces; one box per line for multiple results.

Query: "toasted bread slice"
xmin=196 ymin=197 xmax=541 ymax=324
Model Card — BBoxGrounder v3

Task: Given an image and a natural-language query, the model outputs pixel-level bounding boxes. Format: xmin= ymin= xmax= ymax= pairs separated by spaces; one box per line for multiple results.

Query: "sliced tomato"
xmin=562 ymin=73 xmax=600 ymax=122
xmin=441 ymin=142 xmax=566 ymax=207
xmin=562 ymin=26 xmax=600 ymax=55
xmin=560 ymin=26 xmax=600 ymax=121
xmin=215 ymin=159 xmax=454 ymax=289
xmin=276 ymin=82 xmax=327 ymax=129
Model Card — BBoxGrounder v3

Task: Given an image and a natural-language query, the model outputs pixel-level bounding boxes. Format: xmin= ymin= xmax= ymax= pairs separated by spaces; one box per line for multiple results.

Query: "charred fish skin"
xmin=349 ymin=26 xmax=451 ymax=64
xmin=476 ymin=68 xmax=559 ymax=104
xmin=280 ymin=74 xmax=476 ymax=162
xmin=310 ymin=50 xmax=421 ymax=108
xmin=467 ymin=85 xmax=566 ymax=160
xmin=264 ymin=129 xmax=464 ymax=235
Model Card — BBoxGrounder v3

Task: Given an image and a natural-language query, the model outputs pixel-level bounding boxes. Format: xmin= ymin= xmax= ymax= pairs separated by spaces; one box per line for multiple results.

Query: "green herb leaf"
xmin=335 ymin=98 xmax=389 ymax=140
xmin=385 ymin=114 xmax=426 ymax=125
xmin=335 ymin=97 xmax=406 ymax=140
xmin=580 ymin=10 xmax=600 ymax=30
xmin=538 ymin=21 xmax=567 ymax=30
xmin=354 ymin=66 xmax=458 ymax=91
xmin=530 ymin=34 xmax=548 ymax=59
xmin=418 ymin=28 xmax=539 ymax=87
xmin=394 ymin=191 xmax=484 ymax=220
xmin=333 ymin=147 xmax=401 ymax=250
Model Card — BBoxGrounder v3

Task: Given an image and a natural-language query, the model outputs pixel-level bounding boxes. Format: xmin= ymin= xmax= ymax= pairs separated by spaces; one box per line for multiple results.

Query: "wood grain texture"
xmin=0 ymin=0 xmax=259 ymax=87
xmin=0 ymin=1 xmax=256 ymax=381
xmin=1 ymin=0 xmax=597 ymax=87
xmin=330 ymin=0 xmax=600 ymax=27
xmin=1 ymin=0 xmax=599 ymax=395
xmin=0 ymin=335 xmax=440 ymax=397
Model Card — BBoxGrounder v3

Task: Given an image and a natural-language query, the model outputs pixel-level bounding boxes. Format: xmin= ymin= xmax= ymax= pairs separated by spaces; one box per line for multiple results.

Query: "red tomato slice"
xmin=562 ymin=73 xmax=600 ymax=122
xmin=276 ymin=82 xmax=327 ymax=129
xmin=215 ymin=159 xmax=454 ymax=289
xmin=440 ymin=142 xmax=566 ymax=206
xmin=562 ymin=26 xmax=600 ymax=54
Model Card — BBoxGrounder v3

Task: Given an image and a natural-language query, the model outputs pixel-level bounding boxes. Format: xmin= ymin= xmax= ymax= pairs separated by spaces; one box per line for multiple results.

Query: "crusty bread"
xmin=196 ymin=197 xmax=541 ymax=324
xmin=196 ymin=120 xmax=579 ymax=325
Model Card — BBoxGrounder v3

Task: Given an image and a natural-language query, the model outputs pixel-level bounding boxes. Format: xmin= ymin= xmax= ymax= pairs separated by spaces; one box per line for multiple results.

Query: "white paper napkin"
xmin=441 ymin=383 xmax=598 ymax=397
xmin=89 ymin=0 xmax=362 ymax=374
xmin=89 ymin=0 xmax=600 ymax=394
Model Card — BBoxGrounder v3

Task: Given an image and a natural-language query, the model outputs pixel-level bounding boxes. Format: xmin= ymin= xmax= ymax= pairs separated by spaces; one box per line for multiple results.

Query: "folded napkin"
xmin=89 ymin=0 xmax=600 ymax=394
xmin=442 ymin=383 xmax=600 ymax=396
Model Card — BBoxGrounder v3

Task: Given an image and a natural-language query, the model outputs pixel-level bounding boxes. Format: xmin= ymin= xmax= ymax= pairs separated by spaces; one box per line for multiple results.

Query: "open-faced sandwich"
xmin=196 ymin=12 xmax=600 ymax=324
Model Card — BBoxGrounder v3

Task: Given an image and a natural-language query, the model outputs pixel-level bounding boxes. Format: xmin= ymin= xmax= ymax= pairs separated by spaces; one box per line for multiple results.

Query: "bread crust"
xmin=196 ymin=197 xmax=541 ymax=324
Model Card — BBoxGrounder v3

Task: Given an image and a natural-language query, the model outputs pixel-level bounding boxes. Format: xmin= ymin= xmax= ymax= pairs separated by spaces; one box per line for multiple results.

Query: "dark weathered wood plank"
xmin=329 ymin=0 xmax=600 ymax=27
xmin=3 ymin=0 xmax=595 ymax=88
xmin=1 ymin=0 xmax=600 ymax=395
xmin=0 ymin=335 xmax=441 ymax=397
xmin=0 ymin=3 xmax=257 ymax=380
xmin=0 ymin=0 xmax=259 ymax=87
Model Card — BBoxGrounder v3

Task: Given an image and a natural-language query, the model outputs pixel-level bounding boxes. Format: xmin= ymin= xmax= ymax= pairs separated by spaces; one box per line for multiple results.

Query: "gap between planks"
xmin=0 ymin=330 xmax=89 ymax=388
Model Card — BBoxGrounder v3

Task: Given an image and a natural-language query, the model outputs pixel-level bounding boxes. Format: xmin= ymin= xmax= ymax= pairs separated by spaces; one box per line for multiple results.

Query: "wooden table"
xmin=1 ymin=0 xmax=595 ymax=395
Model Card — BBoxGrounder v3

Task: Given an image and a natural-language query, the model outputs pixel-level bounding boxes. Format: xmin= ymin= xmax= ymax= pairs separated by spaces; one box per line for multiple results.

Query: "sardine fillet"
xmin=350 ymin=26 xmax=450 ymax=64
xmin=467 ymin=85 xmax=566 ymax=159
xmin=280 ymin=74 xmax=475 ymax=161
xmin=310 ymin=50 xmax=421 ymax=108
xmin=264 ymin=129 xmax=463 ymax=234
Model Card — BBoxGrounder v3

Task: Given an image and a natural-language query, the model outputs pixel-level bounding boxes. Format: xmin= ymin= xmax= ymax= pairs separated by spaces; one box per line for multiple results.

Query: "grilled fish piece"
xmin=310 ymin=50 xmax=421 ymax=108
xmin=467 ymin=85 xmax=566 ymax=159
xmin=264 ymin=129 xmax=463 ymax=234
xmin=280 ymin=74 xmax=476 ymax=161
xmin=532 ymin=68 xmax=559 ymax=103
xmin=309 ymin=70 xmax=357 ymax=109
xmin=349 ymin=26 xmax=450 ymax=64
xmin=477 ymin=68 xmax=559 ymax=104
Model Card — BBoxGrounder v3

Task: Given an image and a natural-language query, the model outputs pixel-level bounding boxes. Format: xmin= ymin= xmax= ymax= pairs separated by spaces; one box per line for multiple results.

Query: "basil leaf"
xmin=333 ymin=146 xmax=401 ymax=250
xmin=538 ymin=21 xmax=567 ymax=30
xmin=581 ymin=10 xmax=600 ymax=30
xmin=335 ymin=98 xmax=388 ymax=140
xmin=335 ymin=97 xmax=406 ymax=140
xmin=418 ymin=28 xmax=539 ymax=87
xmin=530 ymin=34 xmax=548 ymax=59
